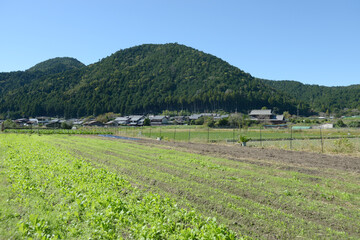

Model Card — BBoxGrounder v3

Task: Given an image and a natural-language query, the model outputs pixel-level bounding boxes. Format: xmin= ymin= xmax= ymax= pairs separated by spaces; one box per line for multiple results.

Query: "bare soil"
xmin=135 ymin=138 xmax=360 ymax=174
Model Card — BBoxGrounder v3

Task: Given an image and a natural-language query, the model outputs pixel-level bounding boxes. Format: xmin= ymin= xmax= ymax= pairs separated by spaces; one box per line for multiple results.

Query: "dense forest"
xmin=2 ymin=43 xmax=355 ymax=119
xmin=262 ymin=80 xmax=360 ymax=114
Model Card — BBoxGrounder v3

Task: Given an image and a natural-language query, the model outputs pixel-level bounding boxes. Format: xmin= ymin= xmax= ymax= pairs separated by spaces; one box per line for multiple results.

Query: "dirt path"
xmin=134 ymin=138 xmax=360 ymax=174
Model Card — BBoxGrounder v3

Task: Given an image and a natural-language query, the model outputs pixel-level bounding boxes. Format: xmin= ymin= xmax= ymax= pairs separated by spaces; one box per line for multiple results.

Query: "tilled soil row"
xmin=136 ymin=138 xmax=360 ymax=174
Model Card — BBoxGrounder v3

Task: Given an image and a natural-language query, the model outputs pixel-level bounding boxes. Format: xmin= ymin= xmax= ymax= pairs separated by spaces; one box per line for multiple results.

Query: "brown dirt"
xmin=134 ymin=138 xmax=360 ymax=174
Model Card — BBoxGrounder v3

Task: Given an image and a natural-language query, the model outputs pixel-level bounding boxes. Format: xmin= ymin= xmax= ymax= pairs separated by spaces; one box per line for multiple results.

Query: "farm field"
xmin=119 ymin=125 xmax=360 ymax=142
xmin=118 ymin=126 xmax=360 ymax=156
xmin=4 ymin=126 xmax=360 ymax=156
xmin=1 ymin=134 xmax=358 ymax=239
xmin=0 ymin=134 xmax=236 ymax=239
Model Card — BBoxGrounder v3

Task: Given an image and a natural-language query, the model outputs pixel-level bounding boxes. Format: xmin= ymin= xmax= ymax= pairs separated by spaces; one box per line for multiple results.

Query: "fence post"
xmin=290 ymin=125 xmax=293 ymax=150
xmin=207 ymin=127 xmax=210 ymax=143
xmin=173 ymin=126 xmax=176 ymax=142
xmin=320 ymin=127 xmax=324 ymax=153
xmin=233 ymin=128 xmax=235 ymax=144
xmin=260 ymin=126 xmax=262 ymax=147
xmin=159 ymin=127 xmax=162 ymax=139
xmin=188 ymin=128 xmax=191 ymax=142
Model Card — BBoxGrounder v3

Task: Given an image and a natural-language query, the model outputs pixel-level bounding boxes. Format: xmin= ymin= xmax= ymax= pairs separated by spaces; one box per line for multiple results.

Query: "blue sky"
xmin=1 ymin=0 xmax=359 ymax=86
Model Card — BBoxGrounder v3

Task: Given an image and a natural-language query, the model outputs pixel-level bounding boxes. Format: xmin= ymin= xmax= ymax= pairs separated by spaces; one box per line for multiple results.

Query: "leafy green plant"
xmin=332 ymin=138 xmax=354 ymax=153
xmin=239 ymin=135 xmax=251 ymax=146
xmin=0 ymin=134 xmax=237 ymax=239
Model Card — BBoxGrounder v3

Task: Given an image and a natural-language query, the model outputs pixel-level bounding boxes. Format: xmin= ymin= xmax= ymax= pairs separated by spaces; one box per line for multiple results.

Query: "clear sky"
xmin=1 ymin=0 xmax=359 ymax=86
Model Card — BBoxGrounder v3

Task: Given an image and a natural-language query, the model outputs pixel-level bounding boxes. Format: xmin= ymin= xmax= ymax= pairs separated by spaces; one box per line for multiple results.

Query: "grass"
xmin=49 ymin=135 xmax=360 ymax=239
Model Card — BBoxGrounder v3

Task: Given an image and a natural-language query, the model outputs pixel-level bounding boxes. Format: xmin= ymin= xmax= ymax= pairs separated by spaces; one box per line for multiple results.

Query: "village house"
xmin=213 ymin=114 xmax=229 ymax=121
xmin=36 ymin=116 xmax=50 ymax=125
xmin=105 ymin=120 xmax=118 ymax=127
xmin=128 ymin=115 xmax=145 ymax=126
xmin=172 ymin=116 xmax=187 ymax=125
xmin=114 ymin=116 xmax=130 ymax=125
xmin=249 ymin=109 xmax=286 ymax=124
xmin=28 ymin=118 xmax=39 ymax=125
xmin=83 ymin=121 xmax=104 ymax=127
xmin=149 ymin=115 xmax=169 ymax=126
xmin=45 ymin=119 xmax=63 ymax=128
xmin=188 ymin=114 xmax=203 ymax=121
xmin=14 ymin=118 xmax=29 ymax=126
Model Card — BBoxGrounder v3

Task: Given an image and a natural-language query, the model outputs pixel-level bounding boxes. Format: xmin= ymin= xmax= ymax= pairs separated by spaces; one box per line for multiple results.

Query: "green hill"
xmin=27 ymin=57 xmax=85 ymax=74
xmin=262 ymin=79 xmax=360 ymax=113
xmin=1 ymin=43 xmax=309 ymax=118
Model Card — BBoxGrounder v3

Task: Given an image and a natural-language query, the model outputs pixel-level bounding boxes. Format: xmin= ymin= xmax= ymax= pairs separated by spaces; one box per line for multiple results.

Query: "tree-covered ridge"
xmin=0 ymin=43 xmax=309 ymax=118
xmin=27 ymin=57 xmax=85 ymax=74
xmin=262 ymin=80 xmax=360 ymax=113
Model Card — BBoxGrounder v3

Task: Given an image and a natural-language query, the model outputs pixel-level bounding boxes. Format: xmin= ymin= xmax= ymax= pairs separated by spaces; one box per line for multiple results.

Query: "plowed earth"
xmin=137 ymin=138 xmax=360 ymax=174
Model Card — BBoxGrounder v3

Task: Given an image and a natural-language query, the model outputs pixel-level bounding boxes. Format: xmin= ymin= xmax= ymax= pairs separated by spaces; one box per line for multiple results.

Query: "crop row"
xmin=0 ymin=134 xmax=237 ymax=239
xmin=53 ymin=135 xmax=360 ymax=239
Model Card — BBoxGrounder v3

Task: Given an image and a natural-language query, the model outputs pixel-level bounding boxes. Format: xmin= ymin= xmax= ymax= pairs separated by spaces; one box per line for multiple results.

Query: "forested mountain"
xmin=27 ymin=57 xmax=85 ymax=74
xmin=1 ymin=43 xmax=310 ymax=118
xmin=262 ymin=80 xmax=360 ymax=113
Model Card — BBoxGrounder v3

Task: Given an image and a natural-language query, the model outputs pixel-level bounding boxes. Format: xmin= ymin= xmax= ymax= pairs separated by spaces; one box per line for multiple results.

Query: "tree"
xmin=283 ymin=111 xmax=291 ymax=120
xmin=61 ymin=121 xmax=73 ymax=129
xmin=3 ymin=119 xmax=16 ymax=129
xmin=216 ymin=118 xmax=229 ymax=127
xmin=143 ymin=118 xmax=151 ymax=126
xmin=335 ymin=119 xmax=346 ymax=128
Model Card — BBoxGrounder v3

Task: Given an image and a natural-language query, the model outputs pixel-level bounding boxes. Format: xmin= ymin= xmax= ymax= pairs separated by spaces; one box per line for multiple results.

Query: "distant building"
xmin=172 ymin=116 xmax=187 ymax=125
xmin=114 ymin=117 xmax=130 ymax=125
xmin=249 ymin=109 xmax=286 ymax=124
xmin=45 ymin=119 xmax=62 ymax=128
xmin=312 ymin=123 xmax=334 ymax=129
xmin=28 ymin=118 xmax=39 ymax=125
xmin=128 ymin=115 xmax=145 ymax=126
xmin=83 ymin=121 xmax=104 ymax=127
xmin=213 ymin=114 xmax=229 ymax=121
xmin=37 ymin=116 xmax=50 ymax=125
xmin=105 ymin=120 xmax=118 ymax=127
xmin=14 ymin=118 xmax=29 ymax=126
xmin=149 ymin=115 xmax=169 ymax=126
xmin=189 ymin=114 xmax=203 ymax=121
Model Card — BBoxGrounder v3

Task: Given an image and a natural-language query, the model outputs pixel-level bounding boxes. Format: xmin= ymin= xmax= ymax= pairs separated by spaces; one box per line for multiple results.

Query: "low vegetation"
xmin=2 ymin=134 xmax=356 ymax=239
xmin=0 ymin=134 xmax=236 ymax=239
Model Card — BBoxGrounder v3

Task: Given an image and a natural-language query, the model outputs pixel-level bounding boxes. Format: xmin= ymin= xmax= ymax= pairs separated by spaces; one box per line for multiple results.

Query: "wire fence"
xmin=113 ymin=125 xmax=360 ymax=155
xmin=2 ymin=125 xmax=360 ymax=156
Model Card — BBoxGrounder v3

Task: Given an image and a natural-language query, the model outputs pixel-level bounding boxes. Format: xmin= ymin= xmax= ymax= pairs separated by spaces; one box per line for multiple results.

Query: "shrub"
xmin=332 ymin=138 xmax=354 ymax=153
xmin=143 ymin=118 xmax=151 ymax=126
xmin=61 ymin=121 xmax=73 ymax=129
xmin=335 ymin=120 xmax=346 ymax=128
xmin=347 ymin=121 xmax=360 ymax=128
xmin=216 ymin=118 xmax=229 ymax=127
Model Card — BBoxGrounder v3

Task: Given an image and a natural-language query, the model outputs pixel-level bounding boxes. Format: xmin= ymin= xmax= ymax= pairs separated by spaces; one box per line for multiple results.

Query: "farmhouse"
xmin=105 ymin=120 xmax=118 ymax=127
xmin=83 ymin=121 xmax=104 ymax=127
xmin=128 ymin=115 xmax=145 ymax=126
xmin=189 ymin=114 xmax=203 ymax=121
xmin=249 ymin=109 xmax=285 ymax=124
xmin=14 ymin=118 xmax=29 ymax=126
xmin=114 ymin=117 xmax=130 ymax=125
xmin=213 ymin=114 xmax=229 ymax=121
xmin=45 ymin=119 xmax=62 ymax=128
xmin=28 ymin=118 xmax=39 ymax=125
xmin=37 ymin=116 xmax=50 ymax=125
xmin=149 ymin=115 xmax=169 ymax=126
xmin=172 ymin=116 xmax=187 ymax=125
